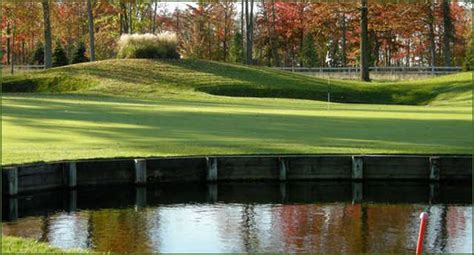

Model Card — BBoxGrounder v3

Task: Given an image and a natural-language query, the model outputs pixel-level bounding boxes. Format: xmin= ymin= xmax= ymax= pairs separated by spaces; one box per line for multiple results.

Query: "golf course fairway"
xmin=1 ymin=59 xmax=472 ymax=165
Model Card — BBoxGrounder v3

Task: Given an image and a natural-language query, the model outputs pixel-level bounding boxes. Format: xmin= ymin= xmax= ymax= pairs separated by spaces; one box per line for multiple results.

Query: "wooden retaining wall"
xmin=2 ymin=155 xmax=472 ymax=196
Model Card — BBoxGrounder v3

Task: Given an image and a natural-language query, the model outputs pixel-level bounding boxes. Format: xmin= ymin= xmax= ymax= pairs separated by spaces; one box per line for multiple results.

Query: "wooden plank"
xmin=287 ymin=156 xmax=352 ymax=180
xmin=146 ymin=157 xmax=206 ymax=183
xmin=17 ymin=164 xmax=64 ymax=193
xmin=76 ymin=159 xmax=134 ymax=185
xmin=217 ymin=157 xmax=279 ymax=181
xmin=363 ymin=156 xmax=429 ymax=179
xmin=438 ymin=156 xmax=472 ymax=180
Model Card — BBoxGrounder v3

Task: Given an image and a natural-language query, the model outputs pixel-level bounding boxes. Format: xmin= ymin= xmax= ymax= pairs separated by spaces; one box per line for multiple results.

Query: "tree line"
xmin=1 ymin=0 xmax=472 ymax=81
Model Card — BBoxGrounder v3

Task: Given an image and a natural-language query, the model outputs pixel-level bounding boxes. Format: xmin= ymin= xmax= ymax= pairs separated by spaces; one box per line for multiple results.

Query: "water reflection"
xmin=2 ymin=182 xmax=472 ymax=253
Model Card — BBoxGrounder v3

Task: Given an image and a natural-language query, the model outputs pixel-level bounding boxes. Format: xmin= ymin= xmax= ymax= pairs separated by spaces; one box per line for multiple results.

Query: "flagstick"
xmin=327 ymin=73 xmax=331 ymax=111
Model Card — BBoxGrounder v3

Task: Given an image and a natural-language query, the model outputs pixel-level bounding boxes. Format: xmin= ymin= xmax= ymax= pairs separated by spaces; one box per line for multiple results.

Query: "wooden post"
xmin=352 ymin=156 xmax=364 ymax=180
xmin=206 ymin=157 xmax=218 ymax=182
xmin=6 ymin=167 xmax=18 ymax=196
xmin=279 ymin=157 xmax=287 ymax=181
xmin=67 ymin=162 xmax=77 ymax=188
xmin=429 ymin=156 xmax=440 ymax=181
xmin=134 ymin=159 xmax=147 ymax=185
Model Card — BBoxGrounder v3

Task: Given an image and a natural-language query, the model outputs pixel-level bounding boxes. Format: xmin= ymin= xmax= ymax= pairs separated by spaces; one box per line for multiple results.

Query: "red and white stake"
xmin=416 ymin=212 xmax=429 ymax=255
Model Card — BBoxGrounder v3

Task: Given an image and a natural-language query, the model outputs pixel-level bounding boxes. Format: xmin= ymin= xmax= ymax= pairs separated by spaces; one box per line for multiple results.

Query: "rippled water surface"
xmin=2 ymin=182 xmax=472 ymax=253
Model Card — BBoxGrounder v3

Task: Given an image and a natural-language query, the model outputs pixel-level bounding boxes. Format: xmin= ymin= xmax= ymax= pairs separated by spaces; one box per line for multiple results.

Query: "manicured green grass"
xmin=2 ymin=59 xmax=472 ymax=105
xmin=1 ymin=236 xmax=85 ymax=253
xmin=1 ymin=59 xmax=472 ymax=165
xmin=2 ymin=93 xmax=471 ymax=165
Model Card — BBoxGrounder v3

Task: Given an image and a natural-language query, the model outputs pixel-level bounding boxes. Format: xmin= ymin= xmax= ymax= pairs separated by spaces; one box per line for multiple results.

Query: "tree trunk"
xmin=120 ymin=1 xmax=129 ymax=34
xmin=245 ymin=0 xmax=254 ymax=65
xmin=427 ymin=3 xmax=436 ymax=66
xmin=42 ymin=0 xmax=52 ymax=68
xmin=341 ymin=13 xmax=347 ymax=67
xmin=11 ymin=24 xmax=15 ymax=74
xmin=442 ymin=0 xmax=452 ymax=67
xmin=6 ymin=23 xmax=11 ymax=65
xmin=241 ymin=0 xmax=245 ymax=61
xmin=152 ymin=0 xmax=158 ymax=34
xmin=262 ymin=0 xmax=277 ymax=66
xmin=271 ymin=0 xmax=280 ymax=66
xmin=87 ymin=0 xmax=96 ymax=61
xmin=360 ymin=0 xmax=370 ymax=81
xmin=223 ymin=3 xmax=229 ymax=62
xmin=299 ymin=4 xmax=305 ymax=67
xmin=129 ymin=3 xmax=133 ymax=34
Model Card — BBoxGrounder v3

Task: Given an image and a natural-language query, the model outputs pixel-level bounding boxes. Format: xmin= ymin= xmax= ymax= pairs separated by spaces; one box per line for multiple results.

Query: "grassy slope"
xmin=2 ymin=59 xmax=472 ymax=105
xmin=1 ymin=60 xmax=472 ymax=165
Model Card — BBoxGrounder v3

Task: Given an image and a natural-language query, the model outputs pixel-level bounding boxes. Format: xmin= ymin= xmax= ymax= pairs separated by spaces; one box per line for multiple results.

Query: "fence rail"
xmin=1 ymin=64 xmax=45 ymax=75
xmin=275 ymin=66 xmax=462 ymax=75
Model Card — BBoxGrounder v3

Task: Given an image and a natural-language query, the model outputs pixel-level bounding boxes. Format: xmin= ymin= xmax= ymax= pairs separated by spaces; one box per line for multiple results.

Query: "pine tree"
xmin=71 ymin=42 xmax=89 ymax=64
xmin=301 ymin=34 xmax=317 ymax=67
xmin=52 ymin=40 xmax=69 ymax=67
xmin=31 ymin=42 xmax=45 ymax=65
xmin=230 ymin=32 xmax=244 ymax=63
xmin=463 ymin=38 xmax=473 ymax=71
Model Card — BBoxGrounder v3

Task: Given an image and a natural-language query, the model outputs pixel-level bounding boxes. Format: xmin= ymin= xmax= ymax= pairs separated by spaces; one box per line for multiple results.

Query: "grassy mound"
xmin=2 ymin=59 xmax=471 ymax=105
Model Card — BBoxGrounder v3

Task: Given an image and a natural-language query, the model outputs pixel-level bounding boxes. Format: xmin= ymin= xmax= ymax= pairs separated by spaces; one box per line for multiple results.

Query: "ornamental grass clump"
xmin=117 ymin=32 xmax=180 ymax=59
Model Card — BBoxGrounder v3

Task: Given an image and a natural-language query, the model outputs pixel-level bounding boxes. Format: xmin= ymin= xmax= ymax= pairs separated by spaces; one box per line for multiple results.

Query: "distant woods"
xmin=2 ymin=1 xmax=472 ymax=73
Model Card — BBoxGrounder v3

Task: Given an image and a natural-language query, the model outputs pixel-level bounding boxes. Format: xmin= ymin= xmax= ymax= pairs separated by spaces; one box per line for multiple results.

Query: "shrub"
xmin=116 ymin=32 xmax=180 ymax=59
xmin=230 ymin=32 xmax=244 ymax=64
xmin=462 ymin=38 xmax=473 ymax=71
xmin=71 ymin=42 xmax=89 ymax=64
xmin=301 ymin=34 xmax=317 ymax=67
xmin=52 ymin=40 xmax=69 ymax=67
xmin=31 ymin=42 xmax=45 ymax=65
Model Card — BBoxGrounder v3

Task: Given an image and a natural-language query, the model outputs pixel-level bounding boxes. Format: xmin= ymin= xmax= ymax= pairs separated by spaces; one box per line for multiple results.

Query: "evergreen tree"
xmin=301 ymin=34 xmax=317 ymax=67
xmin=71 ymin=42 xmax=89 ymax=64
xmin=462 ymin=38 xmax=473 ymax=71
xmin=31 ymin=42 xmax=45 ymax=65
xmin=230 ymin=32 xmax=244 ymax=63
xmin=52 ymin=40 xmax=69 ymax=67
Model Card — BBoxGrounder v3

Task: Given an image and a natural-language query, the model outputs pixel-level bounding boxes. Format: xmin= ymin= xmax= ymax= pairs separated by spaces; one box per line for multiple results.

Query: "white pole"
xmin=327 ymin=72 xmax=330 ymax=111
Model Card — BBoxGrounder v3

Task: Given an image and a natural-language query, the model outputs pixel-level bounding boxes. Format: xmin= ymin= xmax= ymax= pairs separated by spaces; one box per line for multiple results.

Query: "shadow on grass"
xmin=2 ymin=95 xmax=471 ymax=164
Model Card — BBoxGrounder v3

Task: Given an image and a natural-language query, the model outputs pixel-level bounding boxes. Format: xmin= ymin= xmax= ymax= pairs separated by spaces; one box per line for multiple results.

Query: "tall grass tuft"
xmin=117 ymin=32 xmax=180 ymax=59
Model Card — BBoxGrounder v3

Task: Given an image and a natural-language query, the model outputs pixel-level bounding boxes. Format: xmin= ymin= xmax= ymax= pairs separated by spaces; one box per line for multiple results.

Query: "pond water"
xmin=2 ymin=182 xmax=472 ymax=253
